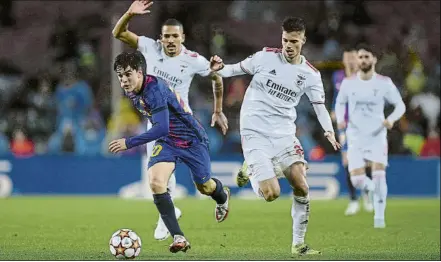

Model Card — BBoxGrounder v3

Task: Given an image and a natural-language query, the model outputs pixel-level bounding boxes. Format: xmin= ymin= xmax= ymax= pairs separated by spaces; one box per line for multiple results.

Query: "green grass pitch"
xmin=0 ymin=197 xmax=439 ymax=260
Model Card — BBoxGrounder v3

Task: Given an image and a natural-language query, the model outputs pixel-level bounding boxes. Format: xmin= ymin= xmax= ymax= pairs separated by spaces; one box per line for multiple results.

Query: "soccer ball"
xmin=109 ymin=229 xmax=142 ymax=259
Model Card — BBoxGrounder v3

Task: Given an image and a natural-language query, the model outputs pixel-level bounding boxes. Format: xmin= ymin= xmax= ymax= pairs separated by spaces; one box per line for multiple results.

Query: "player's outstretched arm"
xmin=210 ymin=73 xmax=228 ymax=135
xmin=112 ymin=0 xmax=153 ymax=49
xmin=210 ymin=53 xmax=260 ymax=77
xmin=109 ymin=109 xmax=169 ymax=153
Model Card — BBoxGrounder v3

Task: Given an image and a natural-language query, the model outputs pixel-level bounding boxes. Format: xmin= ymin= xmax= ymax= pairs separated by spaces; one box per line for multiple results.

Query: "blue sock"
xmin=210 ymin=178 xmax=227 ymax=205
xmin=153 ymin=192 xmax=184 ymax=237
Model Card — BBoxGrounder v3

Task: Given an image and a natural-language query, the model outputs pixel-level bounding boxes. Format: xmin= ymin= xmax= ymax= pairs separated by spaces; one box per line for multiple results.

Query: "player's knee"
xmin=149 ymin=177 xmax=168 ymax=194
xmin=196 ymin=179 xmax=216 ymax=195
xmin=261 ymin=185 xmax=280 ymax=202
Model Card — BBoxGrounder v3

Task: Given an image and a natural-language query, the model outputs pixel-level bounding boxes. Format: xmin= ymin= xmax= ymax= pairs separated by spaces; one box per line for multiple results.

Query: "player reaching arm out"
xmin=111 ymin=0 xmax=152 ymax=48
xmin=112 ymin=1 xmax=228 ymax=134
xmin=210 ymin=54 xmax=340 ymax=150
xmin=112 ymin=0 xmax=228 ymax=242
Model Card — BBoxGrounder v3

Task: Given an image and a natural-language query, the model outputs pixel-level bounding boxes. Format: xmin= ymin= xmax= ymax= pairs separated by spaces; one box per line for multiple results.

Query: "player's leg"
xmin=241 ymin=134 xmax=281 ymax=201
xmin=148 ymin=143 xmax=190 ymax=253
xmin=342 ymin=148 xmax=360 ymax=215
xmin=362 ymin=165 xmax=374 ymax=212
xmin=277 ymin=138 xmax=320 ymax=256
xmin=366 ymin=143 xmax=389 ymax=228
xmin=371 ymin=162 xmax=387 ymax=228
xmin=347 ymin=146 xmax=375 ymax=193
xmin=181 ymin=142 xmax=230 ymax=222
xmin=147 ymin=139 xmax=181 ymax=241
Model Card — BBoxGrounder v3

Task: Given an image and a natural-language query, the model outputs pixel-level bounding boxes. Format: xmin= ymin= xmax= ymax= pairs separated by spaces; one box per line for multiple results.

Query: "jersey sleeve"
xmin=194 ymin=55 xmax=211 ymax=77
xmin=137 ymin=36 xmax=158 ymax=56
xmin=384 ymin=77 xmax=406 ymax=123
xmin=239 ymin=51 xmax=263 ymax=75
xmin=384 ymin=78 xmax=403 ymax=105
xmin=305 ymin=72 xmax=325 ymax=104
xmin=145 ymin=82 xmax=168 ymax=114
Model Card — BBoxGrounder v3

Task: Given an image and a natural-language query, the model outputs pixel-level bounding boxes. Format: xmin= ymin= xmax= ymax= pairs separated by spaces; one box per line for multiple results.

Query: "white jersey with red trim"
xmin=137 ymin=36 xmax=211 ymax=111
xmin=238 ymin=47 xmax=326 ymax=137
xmin=336 ymin=72 xmax=405 ymax=146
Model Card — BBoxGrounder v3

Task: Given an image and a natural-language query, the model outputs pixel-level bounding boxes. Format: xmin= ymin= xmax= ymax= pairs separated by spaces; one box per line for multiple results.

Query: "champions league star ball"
xmin=109 ymin=229 xmax=142 ymax=259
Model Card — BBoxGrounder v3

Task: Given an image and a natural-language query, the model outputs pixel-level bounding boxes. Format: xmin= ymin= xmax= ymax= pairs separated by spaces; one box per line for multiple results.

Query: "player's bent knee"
xmin=195 ymin=179 xmax=216 ymax=195
xmin=259 ymin=179 xmax=280 ymax=202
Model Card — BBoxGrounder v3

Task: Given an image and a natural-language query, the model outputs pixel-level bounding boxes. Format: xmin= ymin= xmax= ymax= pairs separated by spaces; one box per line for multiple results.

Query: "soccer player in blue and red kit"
xmin=108 ymin=51 xmax=230 ymax=253
xmin=331 ymin=47 xmax=373 ymax=215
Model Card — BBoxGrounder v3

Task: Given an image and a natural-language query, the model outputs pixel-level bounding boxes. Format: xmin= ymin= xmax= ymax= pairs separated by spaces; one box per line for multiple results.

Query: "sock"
xmin=350 ymin=174 xmax=375 ymax=191
xmin=250 ymin=175 xmax=264 ymax=199
xmin=372 ymin=170 xmax=387 ymax=220
xmin=345 ymin=166 xmax=357 ymax=201
xmin=167 ymin=172 xmax=177 ymax=198
xmin=210 ymin=178 xmax=227 ymax=205
xmin=291 ymin=194 xmax=310 ymax=246
xmin=153 ymin=192 xmax=184 ymax=237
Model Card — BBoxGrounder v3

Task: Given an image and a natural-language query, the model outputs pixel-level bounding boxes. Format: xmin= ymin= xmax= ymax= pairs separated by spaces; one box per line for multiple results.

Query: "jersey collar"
xmin=280 ymin=52 xmax=305 ymax=65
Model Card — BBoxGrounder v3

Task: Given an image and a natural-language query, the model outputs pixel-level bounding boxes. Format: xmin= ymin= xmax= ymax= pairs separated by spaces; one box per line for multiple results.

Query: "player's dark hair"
xmin=162 ymin=18 xmax=184 ymax=31
xmin=356 ymin=43 xmax=378 ymax=57
xmin=113 ymin=51 xmax=146 ymax=73
xmin=343 ymin=45 xmax=358 ymax=52
xmin=282 ymin=17 xmax=306 ymax=33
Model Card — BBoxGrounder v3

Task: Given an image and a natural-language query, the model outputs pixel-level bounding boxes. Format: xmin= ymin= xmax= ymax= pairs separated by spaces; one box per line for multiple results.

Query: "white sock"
xmin=350 ymin=174 xmax=375 ymax=191
xmin=167 ymin=172 xmax=177 ymax=199
xmin=250 ymin=175 xmax=264 ymax=199
xmin=372 ymin=170 xmax=387 ymax=220
xmin=291 ymin=194 xmax=310 ymax=245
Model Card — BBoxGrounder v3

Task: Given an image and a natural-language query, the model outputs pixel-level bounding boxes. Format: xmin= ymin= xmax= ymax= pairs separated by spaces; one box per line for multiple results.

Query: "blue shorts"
xmin=147 ymin=140 xmax=212 ymax=185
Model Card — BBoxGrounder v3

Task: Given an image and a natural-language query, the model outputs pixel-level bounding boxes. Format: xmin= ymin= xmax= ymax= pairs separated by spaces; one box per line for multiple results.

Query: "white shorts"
xmin=241 ymin=132 xmax=307 ymax=182
xmin=347 ymin=139 xmax=388 ymax=171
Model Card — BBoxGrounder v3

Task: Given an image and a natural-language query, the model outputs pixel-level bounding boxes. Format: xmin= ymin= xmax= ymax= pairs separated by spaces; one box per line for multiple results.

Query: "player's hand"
xmin=127 ymin=0 xmax=153 ymax=16
xmin=211 ymin=112 xmax=229 ymax=135
xmin=324 ymin=131 xmax=342 ymax=151
xmin=383 ymin=119 xmax=394 ymax=130
xmin=109 ymin=138 xmax=128 ymax=153
xmin=210 ymin=55 xmax=224 ymax=71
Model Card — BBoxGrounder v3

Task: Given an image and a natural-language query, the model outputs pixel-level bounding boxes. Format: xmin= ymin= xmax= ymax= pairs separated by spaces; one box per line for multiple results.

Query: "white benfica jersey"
xmin=137 ymin=36 xmax=211 ymax=111
xmin=336 ymin=72 xmax=405 ymax=146
xmin=235 ymin=48 xmax=325 ymax=137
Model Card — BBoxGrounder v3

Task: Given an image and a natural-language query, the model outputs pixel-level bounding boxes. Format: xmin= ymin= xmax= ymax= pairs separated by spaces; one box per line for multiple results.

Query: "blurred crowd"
xmin=0 ymin=0 xmax=439 ymax=159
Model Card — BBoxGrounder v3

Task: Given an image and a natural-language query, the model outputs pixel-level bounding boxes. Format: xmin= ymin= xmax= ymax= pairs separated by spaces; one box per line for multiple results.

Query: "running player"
xmin=109 ymin=51 xmax=230 ymax=252
xmin=335 ymin=44 xmax=406 ymax=228
xmin=112 ymin=0 xmax=228 ymax=240
xmin=210 ymin=17 xmax=340 ymax=256
xmin=331 ymin=48 xmax=373 ymax=215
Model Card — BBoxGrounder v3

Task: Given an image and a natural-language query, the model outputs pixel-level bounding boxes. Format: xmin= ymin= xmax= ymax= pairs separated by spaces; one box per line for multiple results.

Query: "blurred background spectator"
xmin=0 ymin=0 xmax=439 ymax=159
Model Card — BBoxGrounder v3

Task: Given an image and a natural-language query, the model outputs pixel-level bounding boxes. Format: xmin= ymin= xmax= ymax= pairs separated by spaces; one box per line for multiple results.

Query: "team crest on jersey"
xmin=296 ymin=74 xmax=306 ymax=88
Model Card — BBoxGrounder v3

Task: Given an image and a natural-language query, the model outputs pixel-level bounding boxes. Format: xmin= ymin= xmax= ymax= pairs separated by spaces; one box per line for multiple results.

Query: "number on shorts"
xmin=151 ymin=145 xmax=163 ymax=157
